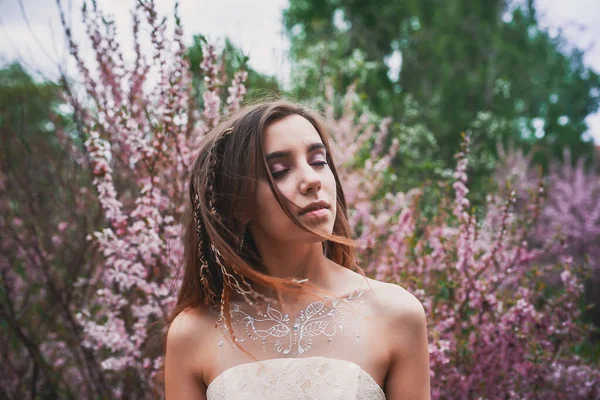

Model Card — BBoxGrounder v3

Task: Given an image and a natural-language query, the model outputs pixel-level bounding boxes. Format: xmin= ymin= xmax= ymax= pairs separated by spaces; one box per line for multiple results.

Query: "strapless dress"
xmin=206 ymin=356 xmax=386 ymax=400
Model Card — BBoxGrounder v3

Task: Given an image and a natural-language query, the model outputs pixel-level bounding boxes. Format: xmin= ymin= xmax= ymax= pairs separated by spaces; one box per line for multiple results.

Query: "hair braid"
xmin=192 ymin=191 xmax=217 ymax=305
xmin=201 ymin=126 xmax=278 ymax=321
xmin=207 ymin=127 xmax=234 ymax=221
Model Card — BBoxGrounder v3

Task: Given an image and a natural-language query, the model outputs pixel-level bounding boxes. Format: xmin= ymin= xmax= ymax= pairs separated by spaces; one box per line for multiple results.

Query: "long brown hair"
xmin=165 ymin=99 xmax=366 ymax=355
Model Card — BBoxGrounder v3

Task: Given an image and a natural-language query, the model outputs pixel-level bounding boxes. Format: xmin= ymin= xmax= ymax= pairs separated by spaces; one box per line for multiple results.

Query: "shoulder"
xmin=165 ymin=306 xmax=217 ymax=387
xmin=371 ymin=280 xmax=425 ymax=318
xmin=368 ymin=280 xmax=427 ymax=354
xmin=368 ymin=281 xmax=431 ymax=398
xmin=167 ymin=306 xmax=214 ymax=349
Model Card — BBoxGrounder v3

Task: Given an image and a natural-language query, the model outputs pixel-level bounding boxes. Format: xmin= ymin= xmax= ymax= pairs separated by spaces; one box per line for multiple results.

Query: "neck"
xmin=234 ymin=229 xmax=364 ymax=304
xmin=245 ymin=234 xmax=340 ymax=301
xmin=262 ymin=244 xmax=331 ymax=281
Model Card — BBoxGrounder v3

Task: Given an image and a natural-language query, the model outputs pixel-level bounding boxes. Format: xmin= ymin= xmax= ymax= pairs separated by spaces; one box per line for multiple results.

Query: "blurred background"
xmin=2 ymin=0 xmax=599 ymax=194
xmin=1 ymin=0 xmax=599 ymax=398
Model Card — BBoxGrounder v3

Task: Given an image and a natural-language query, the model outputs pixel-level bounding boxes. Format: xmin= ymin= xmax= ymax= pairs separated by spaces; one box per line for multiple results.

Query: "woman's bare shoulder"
xmin=165 ymin=305 xmax=219 ymax=397
xmin=168 ymin=305 xmax=217 ymax=346
xmin=365 ymin=278 xmax=426 ymax=321
xmin=166 ymin=305 xmax=218 ymax=372
xmin=366 ymin=279 xmax=427 ymax=356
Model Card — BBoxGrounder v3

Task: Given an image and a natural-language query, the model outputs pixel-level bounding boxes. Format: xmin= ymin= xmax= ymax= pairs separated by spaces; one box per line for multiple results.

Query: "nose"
xmin=299 ymin=162 xmax=322 ymax=194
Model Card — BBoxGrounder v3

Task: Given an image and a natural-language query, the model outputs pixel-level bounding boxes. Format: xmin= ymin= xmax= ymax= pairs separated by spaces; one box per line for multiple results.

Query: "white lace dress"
xmin=206 ymin=285 xmax=387 ymax=399
xmin=206 ymin=356 xmax=385 ymax=400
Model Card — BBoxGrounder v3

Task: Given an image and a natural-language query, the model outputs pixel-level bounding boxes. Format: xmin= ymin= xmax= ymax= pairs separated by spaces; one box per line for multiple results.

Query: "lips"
xmin=302 ymin=205 xmax=327 ymax=214
xmin=301 ymin=208 xmax=329 ymax=219
xmin=299 ymin=200 xmax=330 ymax=215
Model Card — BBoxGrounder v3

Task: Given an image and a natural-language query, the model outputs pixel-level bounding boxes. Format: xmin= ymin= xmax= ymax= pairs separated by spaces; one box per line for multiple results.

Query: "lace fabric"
xmin=205 ymin=356 xmax=386 ymax=400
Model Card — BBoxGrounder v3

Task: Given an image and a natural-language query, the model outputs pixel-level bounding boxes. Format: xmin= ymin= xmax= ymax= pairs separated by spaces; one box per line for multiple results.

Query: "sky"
xmin=0 ymin=0 xmax=599 ymax=143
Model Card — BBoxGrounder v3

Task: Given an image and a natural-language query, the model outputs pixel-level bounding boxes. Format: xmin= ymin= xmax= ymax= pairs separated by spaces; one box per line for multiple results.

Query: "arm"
xmin=384 ymin=285 xmax=431 ymax=400
xmin=165 ymin=309 xmax=208 ymax=400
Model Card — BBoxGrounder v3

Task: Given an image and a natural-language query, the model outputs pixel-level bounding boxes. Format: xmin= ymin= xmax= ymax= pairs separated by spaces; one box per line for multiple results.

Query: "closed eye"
xmin=271 ymin=162 xmax=329 ymax=179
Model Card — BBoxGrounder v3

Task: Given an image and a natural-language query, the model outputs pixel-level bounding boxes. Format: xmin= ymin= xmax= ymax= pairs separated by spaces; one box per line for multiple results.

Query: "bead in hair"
xmin=195 ymin=123 xmax=275 ymax=312
xmin=207 ymin=125 xmax=234 ymax=221
xmin=193 ymin=192 xmax=217 ymax=305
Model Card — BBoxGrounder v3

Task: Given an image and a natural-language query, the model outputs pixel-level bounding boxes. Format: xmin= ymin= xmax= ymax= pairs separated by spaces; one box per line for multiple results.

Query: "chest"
xmin=201 ymin=298 xmax=393 ymax=392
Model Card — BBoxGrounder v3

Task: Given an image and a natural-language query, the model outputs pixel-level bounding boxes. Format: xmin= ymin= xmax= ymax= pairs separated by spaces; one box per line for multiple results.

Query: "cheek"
xmin=325 ymin=171 xmax=337 ymax=195
xmin=325 ymin=172 xmax=337 ymax=213
xmin=254 ymin=182 xmax=291 ymax=224
xmin=326 ymin=169 xmax=336 ymax=187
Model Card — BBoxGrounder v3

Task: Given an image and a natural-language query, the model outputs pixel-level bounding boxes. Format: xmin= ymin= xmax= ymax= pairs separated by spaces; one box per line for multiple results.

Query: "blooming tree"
xmin=325 ymin=88 xmax=600 ymax=398
xmin=55 ymin=0 xmax=248 ymax=395
xmin=1 ymin=0 xmax=597 ymax=398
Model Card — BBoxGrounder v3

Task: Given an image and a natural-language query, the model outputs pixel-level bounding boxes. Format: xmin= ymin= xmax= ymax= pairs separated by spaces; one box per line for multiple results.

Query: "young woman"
xmin=164 ymin=100 xmax=431 ymax=399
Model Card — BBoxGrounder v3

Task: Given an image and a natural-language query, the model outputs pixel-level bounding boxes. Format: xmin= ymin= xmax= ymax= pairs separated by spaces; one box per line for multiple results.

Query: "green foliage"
xmin=0 ymin=63 xmax=61 ymax=145
xmin=0 ymin=63 xmax=88 ymax=221
xmin=0 ymin=62 xmax=101 ymax=397
xmin=284 ymin=0 xmax=600 ymax=195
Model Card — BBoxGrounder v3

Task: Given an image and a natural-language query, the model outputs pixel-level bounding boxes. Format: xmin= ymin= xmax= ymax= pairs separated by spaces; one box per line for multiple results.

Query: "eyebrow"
xmin=265 ymin=142 xmax=327 ymax=162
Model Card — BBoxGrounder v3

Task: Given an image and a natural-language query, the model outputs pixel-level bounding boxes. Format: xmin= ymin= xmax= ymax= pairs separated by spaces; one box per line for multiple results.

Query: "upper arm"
xmin=383 ymin=285 xmax=431 ymax=400
xmin=165 ymin=309 xmax=207 ymax=400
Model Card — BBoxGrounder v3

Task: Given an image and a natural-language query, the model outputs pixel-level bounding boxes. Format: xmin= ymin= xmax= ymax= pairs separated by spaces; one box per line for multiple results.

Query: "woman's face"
xmin=249 ymin=114 xmax=337 ymax=243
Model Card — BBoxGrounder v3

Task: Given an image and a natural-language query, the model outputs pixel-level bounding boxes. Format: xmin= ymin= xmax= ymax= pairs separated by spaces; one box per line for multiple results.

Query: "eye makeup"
xmin=265 ymin=142 xmax=329 ymax=179
xmin=270 ymin=160 xmax=329 ymax=179
xmin=265 ymin=142 xmax=327 ymax=163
